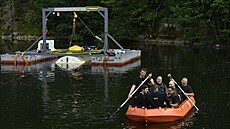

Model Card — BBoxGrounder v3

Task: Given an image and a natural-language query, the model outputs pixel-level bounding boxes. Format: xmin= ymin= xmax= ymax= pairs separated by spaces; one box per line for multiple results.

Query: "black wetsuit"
xmin=155 ymin=82 xmax=167 ymax=95
xmin=181 ymin=85 xmax=193 ymax=101
xmin=147 ymin=91 xmax=167 ymax=108
xmin=168 ymin=84 xmax=183 ymax=104
xmin=134 ymin=92 xmax=149 ymax=108
xmin=166 ymin=94 xmax=180 ymax=107
xmin=132 ymin=76 xmax=151 ymax=97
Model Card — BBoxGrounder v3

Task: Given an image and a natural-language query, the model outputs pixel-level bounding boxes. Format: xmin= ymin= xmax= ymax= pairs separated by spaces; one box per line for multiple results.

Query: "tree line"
xmin=0 ymin=0 xmax=229 ymax=44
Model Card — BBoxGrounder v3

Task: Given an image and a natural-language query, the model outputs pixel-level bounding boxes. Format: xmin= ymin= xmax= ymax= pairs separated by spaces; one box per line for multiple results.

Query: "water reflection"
xmin=91 ymin=59 xmax=141 ymax=74
xmin=1 ymin=42 xmax=230 ymax=128
xmin=1 ymin=59 xmax=56 ymax=79
xmin=71 ymin=71 xmax=83 ymax=80
xmin=38 ymin=68 xmax=55 ymax=82
xmin=91 ymin=59 xmax=141 ymax=104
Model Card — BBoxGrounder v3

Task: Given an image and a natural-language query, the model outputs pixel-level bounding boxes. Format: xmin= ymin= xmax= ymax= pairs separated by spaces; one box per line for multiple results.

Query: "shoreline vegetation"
xmin=0 ymin=1 xmax=229 ymax=46
xmin=1 ymin=35 xmax=39 ymax=41
xmin=1 ymin=34 xmax=224 ymax=48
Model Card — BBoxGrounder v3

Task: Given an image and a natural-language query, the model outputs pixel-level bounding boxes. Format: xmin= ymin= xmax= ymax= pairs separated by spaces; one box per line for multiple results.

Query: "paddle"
xmin=167 ymin=74 xmax=199 ymax=111
xmin=111 ymin=73 xmax=152 ymax=117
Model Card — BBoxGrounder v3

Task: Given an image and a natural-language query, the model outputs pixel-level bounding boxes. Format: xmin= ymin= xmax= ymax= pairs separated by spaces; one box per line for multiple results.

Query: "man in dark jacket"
xmin=180 ymin=77 xmax=194 ymax=102
xmin=148 ymin=84 xmax=167 ymax=108
xmin=166 ymin=87 xmax=180 ymax=108
xmin=134 ymin=85 xmax=149 ymax=108
xmin=128 ymin=68 xmax=154 ymax=98
xmin=155 ymin=75 xmax=167 ymax=95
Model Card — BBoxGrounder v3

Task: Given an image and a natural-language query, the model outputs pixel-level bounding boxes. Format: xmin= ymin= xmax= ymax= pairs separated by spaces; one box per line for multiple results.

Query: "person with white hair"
xmin=180 ymin=77 xmax=194 ymax=101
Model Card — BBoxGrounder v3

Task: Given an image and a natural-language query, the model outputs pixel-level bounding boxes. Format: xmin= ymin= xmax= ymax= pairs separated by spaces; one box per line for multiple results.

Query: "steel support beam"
xmin=41 ymin=7 xmax=115 ymax=54
xmin=42 ymin=9 xmax=47 ymax=52
xmin=103 ymin=8 xmax=108 ymax=54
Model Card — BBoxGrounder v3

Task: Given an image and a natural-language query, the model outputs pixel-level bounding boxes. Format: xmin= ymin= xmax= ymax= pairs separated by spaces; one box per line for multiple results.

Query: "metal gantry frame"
xmin=41 ymin=6 xmax=123 ymax=54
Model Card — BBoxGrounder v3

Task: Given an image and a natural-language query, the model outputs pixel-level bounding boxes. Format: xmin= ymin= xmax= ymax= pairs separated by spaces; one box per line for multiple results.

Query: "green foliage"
xmin=170 ymin=0 xmax=230 ymax=44
xmin=17 ymin=10 xmax=41 ymax=35
xmin=0 ymin=0 xmax=229 ymax=44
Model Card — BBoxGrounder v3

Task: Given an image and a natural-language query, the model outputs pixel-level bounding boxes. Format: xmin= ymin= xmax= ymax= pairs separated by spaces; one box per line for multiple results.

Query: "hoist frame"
xmin=41 ymin=6 xmax=123 ymax=54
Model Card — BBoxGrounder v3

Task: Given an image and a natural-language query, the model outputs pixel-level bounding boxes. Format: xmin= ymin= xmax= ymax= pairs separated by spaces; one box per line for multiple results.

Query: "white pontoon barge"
xmin=0 ymin=6 xmax=141 ymax=66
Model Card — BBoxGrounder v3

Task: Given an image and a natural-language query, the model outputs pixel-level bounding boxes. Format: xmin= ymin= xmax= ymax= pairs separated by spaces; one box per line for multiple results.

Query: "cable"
xmin=77 ymin=16 xmax=104 ymax=42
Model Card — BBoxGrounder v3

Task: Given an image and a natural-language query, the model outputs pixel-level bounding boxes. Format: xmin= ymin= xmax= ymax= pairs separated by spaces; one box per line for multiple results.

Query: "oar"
xmin=112 ymin=73 xmax=152 ymax=117
xmin=168 ymin=74 xmax=199 ymax=111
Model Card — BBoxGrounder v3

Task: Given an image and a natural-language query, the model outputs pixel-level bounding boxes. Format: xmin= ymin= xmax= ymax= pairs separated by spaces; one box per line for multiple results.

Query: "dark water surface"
xmin=0 ymin=41 xmax=230 ymax=129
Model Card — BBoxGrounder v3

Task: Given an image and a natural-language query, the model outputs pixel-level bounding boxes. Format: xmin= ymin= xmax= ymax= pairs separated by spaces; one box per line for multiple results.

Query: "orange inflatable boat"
xmin=126 ymin=97 xmax=196 ymax=123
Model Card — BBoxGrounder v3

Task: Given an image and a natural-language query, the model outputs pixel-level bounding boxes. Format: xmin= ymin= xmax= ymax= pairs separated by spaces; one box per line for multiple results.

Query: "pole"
xmin=112 ymin=73 xmax=152 ymax=116
xmin=168 ymin=74 xmax=199 ymax=111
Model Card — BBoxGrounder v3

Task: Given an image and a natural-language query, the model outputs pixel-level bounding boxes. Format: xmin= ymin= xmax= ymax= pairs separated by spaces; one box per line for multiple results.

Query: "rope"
xmin=70 ymin=17 xmax=77 ymax=46
xmin=13 ymin=52 xmax=29 ymax=65
xmin=14 ymin=54 xmax=20 ymax=65
xmin=21 ymin=52 xmax=29 ymax=65
xmin=103 ymin=55 xmax=109 ymax=65
xmin=25 ymin=35 xmax=43 ymax=52
xmin=78 ymin=16 xmax=95 ymax=37
xmin=77 ymin=16 xmax=104 ymax=42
